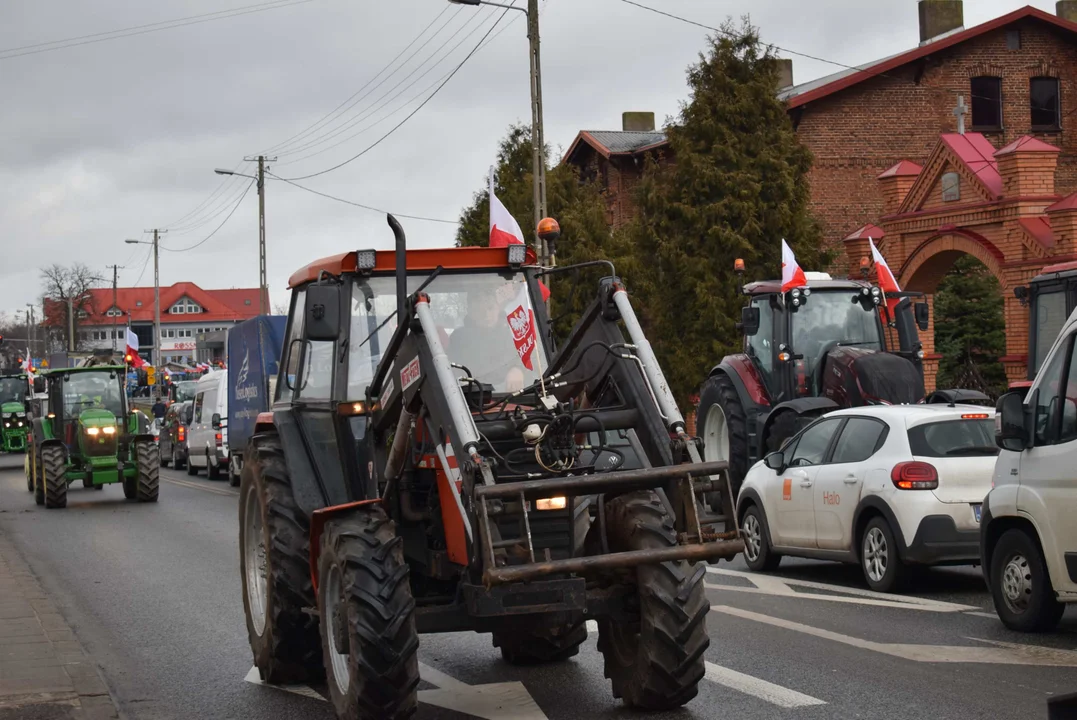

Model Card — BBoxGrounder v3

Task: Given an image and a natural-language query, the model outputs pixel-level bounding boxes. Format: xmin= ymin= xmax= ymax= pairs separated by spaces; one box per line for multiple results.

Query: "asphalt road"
xmin=1 ymin=452 xmax=1075 ymax=720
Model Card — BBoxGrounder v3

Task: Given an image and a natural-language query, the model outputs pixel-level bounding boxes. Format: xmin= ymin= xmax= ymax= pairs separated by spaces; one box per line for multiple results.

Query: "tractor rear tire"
xmin=766 ymin=411 xmax=804 ymax=454
xmin=590 ymin=490 xmax=709 ymax=710
xmin=33 ymin=455 xmax=44 ymax=505
xmin=317 ymin=508 xmax=420 ymax=720
xmin=25 ymin=454 xmax=33 ymax=492
xmin=41 ymin=446 xmax=67 ymax=510
xmin=240 ymin=434 xmax=323 ymax=686
xmin=135 ymin=441 xmax=160 ymax=502
xmin=493 ymin=618 xmax=587 ymax=665
xmin=697 ymin=372 xmax=750 ymax=501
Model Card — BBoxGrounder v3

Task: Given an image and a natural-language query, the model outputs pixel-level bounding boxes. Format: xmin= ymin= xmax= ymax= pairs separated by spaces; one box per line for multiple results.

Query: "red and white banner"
xmin=125 ymin=327 xmax=145 ymax=368
xmin=488 ymin=166 xmax=550 ymax=301
xmin=869 ymin=238 xmax=902 ymax=316
xmin=504 ymin=283 xmax=538 ymax=371
xmin=780 ymin=239 xmax=808 ymax=292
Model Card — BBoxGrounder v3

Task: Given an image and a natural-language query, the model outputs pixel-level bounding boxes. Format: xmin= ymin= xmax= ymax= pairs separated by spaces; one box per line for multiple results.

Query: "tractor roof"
xmin=1031 ymin=260 xmax=1077 ymax=284
xmin=40 ymin=366 xmax=126 ymax=376
xmin=288 ymin=245 xmax=538 ymax=289
xmin=743 ymin=278 xmax=873 ymax=295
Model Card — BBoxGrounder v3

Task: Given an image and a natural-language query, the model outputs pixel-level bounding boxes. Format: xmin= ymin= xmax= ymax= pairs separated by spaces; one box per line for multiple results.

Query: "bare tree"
xmin=272 ymin=302 xmax=290 ymax=316
xmin=40 ymin=263 xmax=105 ymax=352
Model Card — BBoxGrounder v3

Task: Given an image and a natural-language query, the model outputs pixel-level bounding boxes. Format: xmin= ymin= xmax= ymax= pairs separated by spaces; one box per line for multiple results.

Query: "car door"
xmin=813 ymin=416 xmax=888 ymax=551
xmin=1019 ymin=330 xmax=1077 ymax=594
xmin=771 ymin=417 xmax=843 ymax=549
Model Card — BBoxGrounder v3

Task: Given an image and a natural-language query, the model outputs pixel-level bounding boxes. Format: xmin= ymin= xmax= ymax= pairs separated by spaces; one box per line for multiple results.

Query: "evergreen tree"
xmin=934 ymin=256 xmax=1007 ymax=397
xmin=627 ymin=20 xmax=825 ymax=405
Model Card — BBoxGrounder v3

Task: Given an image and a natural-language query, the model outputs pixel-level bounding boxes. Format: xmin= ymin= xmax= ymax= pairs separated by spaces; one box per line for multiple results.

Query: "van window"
xmin=1033 ymin=333 xmax=1074 ymax=446
xmin=194 ymin=392 xmax=205 ymax=423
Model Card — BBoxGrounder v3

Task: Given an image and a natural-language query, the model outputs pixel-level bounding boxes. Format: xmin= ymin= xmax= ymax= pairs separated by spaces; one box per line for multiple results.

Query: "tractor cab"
xmin=40 ymin=368 xmax=129 ymax=451
xmin=0 ymin=373 xmax=30 ymax=453
xmin=1018 ymin=261 xmax=1077 ymax=383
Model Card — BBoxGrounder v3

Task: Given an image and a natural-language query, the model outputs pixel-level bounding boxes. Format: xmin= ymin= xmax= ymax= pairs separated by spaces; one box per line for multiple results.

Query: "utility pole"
xmin=527 ymin=0 xmax=548 ymax=265
xmin=24 ymin=306 xmax=33 ymax=361
xmin=218 ymin=158 xmax=273 ymax=314
xmin=141 ymin=230 xmax=166 ymax=368
xmin=106 ymin=263 xmax=124 ymax=353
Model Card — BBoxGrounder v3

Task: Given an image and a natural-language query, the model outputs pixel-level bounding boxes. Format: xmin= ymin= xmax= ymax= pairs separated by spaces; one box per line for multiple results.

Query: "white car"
xmin=737 ymin=404 xmax=997 ymax=592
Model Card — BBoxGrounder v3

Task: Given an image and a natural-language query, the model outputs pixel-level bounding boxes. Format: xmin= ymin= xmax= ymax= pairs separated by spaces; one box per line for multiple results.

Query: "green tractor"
xmin=0 ymin=372 xmax=30 ymax=453
xmin=26 ymin=366 xmax=160 ymax=508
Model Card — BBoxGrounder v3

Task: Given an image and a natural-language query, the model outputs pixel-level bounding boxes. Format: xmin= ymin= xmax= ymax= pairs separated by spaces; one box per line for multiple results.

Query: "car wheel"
xmin=741 ymin=504 xmax=781 ymax=571
xmin=989 ymin=529 xmax=1065 ymax=632
xmin=186 ymin=451 xmax=199 ymax=476
xmin=860 ymin=516 xmax=906 ymax=593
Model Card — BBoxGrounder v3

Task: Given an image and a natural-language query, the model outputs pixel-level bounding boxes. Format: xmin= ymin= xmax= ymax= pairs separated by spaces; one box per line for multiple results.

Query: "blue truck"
xmin=226 ymin=316 xmax=286 ymax=486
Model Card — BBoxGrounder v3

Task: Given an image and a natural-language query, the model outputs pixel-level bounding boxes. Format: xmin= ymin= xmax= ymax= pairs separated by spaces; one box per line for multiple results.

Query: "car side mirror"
xmin=914 ymin=301 xmax=930 ymax=332
xmin=996 ymin=390 xmax=1030 ymax=452
xmin=33 ymin=376 xmax=45 ymax=393
xmin=211 ymin=413 xmax=221 ymax=429
xmin=739 ymin=306 xmax=760 ymax=337
xmin=304 ymin=284 xmax=341 ymax=342
xmin=763 ymin=451 xmax=785 ymax=471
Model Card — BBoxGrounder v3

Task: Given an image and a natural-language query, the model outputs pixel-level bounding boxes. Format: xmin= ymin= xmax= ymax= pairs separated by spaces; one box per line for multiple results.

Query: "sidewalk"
xmin=0 ymin=531 xmax=120 ymax=720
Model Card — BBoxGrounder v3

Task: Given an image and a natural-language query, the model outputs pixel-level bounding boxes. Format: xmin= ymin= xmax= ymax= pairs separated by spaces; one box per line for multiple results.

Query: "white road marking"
xmin=964 ymin=611 xmax=1000 ymax=619
xmin=162 ymin=476 xmax=237 ymax=497
xmin=706 ymin=567 xmax=979 ymax=612
xmin=711 ymin=605 xmax=1077 ymax=667
xmin=243 ymin=666 xmax=324 ymax=700
xmin=704 ymin=662 xmax=826 ymax=708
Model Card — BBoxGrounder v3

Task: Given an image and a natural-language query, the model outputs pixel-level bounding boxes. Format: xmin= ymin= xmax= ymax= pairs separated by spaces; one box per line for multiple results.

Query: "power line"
xmin=265 ymin=5 xmax=457 ymax=156
xmin=161 ymin=179 xmax=256 ymax=253
xmin=278 ymin=4 xmax=515 ymax=182
xmin=166 ymin=178 xmax=255 ymax=235
xmin=162 ymin=160 xmax=251 ymax=229
xmin=267 ymin=172 xmax=459 ymax=224
xmin=0 ymin=0 xmax=317 ymax=61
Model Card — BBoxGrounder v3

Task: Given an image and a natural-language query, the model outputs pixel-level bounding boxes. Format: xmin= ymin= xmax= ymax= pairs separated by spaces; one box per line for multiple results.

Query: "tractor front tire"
xmin=590 ymin=490 xmax=709 ymax=710
xmin=318 ymin=508 xmax=420 ymax=720
xmin=240 ymin=434 xmax=323 ymax=686
xmin=493 ymin=618 xmax=587 ymax=665
xmin=697 ymin=372 xmax=750 ymax=503
xmin=33 ymin=455 xmax=44 ymax=506
xmin=25 ymin=454 xmax=33 ymax=492
xmin=41 ymin=445 xmax=68 ymax=509
xmin=135 ymin=441 xmax=160 ymax=502
xmin=766 ymin=411 xmax=804 ymax=454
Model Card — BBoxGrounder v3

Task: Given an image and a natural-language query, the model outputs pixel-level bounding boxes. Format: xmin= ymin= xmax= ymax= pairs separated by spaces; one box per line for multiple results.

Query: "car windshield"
xmin=62 ymin=371 xmax=124 ymax=418
xmin=907 ymin=418 xmax=998 ymax=457
xmin=173 ymin=381 xmax=198 ymax=403
xmin=0 ymin=377 xmax=26 ymax=405
xmin=791 ymin=290 xmax=883 ymax=383
xmin=348 ymin=272 xmax=546 ymax=396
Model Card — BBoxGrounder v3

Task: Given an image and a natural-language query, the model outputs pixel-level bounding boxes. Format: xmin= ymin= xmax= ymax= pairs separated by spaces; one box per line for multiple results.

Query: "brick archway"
xmin=898 ymin=231 xmax=1005 ymax=293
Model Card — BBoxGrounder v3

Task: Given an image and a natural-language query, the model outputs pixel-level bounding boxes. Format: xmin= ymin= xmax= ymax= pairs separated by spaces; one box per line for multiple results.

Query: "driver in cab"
xmin=448 ymin=284 xmax=528 ymax=393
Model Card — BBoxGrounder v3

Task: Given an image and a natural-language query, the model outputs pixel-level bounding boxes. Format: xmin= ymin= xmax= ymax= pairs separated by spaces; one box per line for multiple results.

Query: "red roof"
xmin=843 ymin=224 xmax=885 ymax=241
xmin=995 ymin=136 xmax=1062 ymax=156
xmin=784 ymin=6 xmax=1077 ymax=110
xmin=940 ymin=133 xmax=1003 ymax=198
xmin=43 ymin=283 xmax=266 ymax=327
xmin=1046 ymin=191 xmax=1077 ymax=213
xmin=1019 ymin=217 xmax=1055 ymax=250
xmin=877 ymin=161 xmax=922 ymax=179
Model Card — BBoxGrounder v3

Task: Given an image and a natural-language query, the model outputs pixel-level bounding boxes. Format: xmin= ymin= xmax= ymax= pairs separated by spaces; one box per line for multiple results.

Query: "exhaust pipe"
xmin=387 ymin=214 xmax=407 ymax=319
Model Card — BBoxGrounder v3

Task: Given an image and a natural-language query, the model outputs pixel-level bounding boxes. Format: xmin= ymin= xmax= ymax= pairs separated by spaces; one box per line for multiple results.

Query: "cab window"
xmin=787 ymin=418 xmax=842 ymax=467
xmin=745 ymin=298 xmax=774 ymax=389
xmin=830 ymin=418 xmax=887 ymax=464
xmin=1033 ymin=333 xmax=1073 ymax=446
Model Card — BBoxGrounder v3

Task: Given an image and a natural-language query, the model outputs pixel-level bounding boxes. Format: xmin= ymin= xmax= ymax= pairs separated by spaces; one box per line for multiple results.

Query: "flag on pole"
xmin=504 ymin=283 xmax=539 ymax=371
xmin=869 ymin=238 xmax=902 ymax=316
xmin=125 ymin=327 xmax=145 ymax=368
xmin=780 ymin=239 xmax=808 ymax=292
xmin=21 ymin=350 xmax=32 ymax=374
xmin=489 ymin=167 xmax=550 ymax=301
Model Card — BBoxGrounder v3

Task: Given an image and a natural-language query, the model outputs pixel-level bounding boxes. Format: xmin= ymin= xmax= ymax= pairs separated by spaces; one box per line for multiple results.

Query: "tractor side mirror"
xmin=739 ymin=306 xmax=760 ymax=336
xmin=996 ymin=390 xmax=1031 ymax=452
xmin=211 ymin=413 xmax=221 ymax=429
xmin=914 ymin=302 xmax=930 ymax=332
xmin=763 ymin=451 xmax=785 ymax=472
xmin=33 ymin=376 xmax=45 ymax=393
xmin=304 ymin=284 xmax=341 ymax=342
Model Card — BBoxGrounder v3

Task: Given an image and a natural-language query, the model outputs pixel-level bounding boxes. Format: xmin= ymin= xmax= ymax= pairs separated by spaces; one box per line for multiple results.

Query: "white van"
xmin=188 ymin=370 xmax=229 ymax=480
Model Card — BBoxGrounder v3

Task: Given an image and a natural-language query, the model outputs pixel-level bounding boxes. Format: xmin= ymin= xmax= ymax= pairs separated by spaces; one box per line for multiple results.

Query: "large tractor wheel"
xmin=41 ymin=445 xmax=68 ymax=509
xmin=317 ymin=508 xmax=420 ymax=720
xmin=33 ymin=453 xmax=45 ymax=506
xmin=493 ymin=618 xmax=587 ymax=665
xmin=240 ymin=434 xmax=323 ymax=685
xmin=135 ymin=441 xmax=160 ymax=502
xmin=697 ymin=373 xmax=750 ymax=501
xmin=589 ymin=490 xmax=709 ymax=710
xmin=25 ymin=453 xmax=33 ymax=492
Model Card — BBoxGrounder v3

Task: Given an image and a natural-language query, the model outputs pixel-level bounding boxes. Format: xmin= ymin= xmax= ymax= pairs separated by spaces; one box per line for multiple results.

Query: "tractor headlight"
xmin=3 ymin=422 xmax=9 ymax=428
xmin=86 ymin=427 xmax=100 ymax=436
xmin=16 ymin=421 xmax=23 ymax=427
xmin=871 ymin=286 xmax=881 ymax=297
xmin=102 ymin=426 xmax=116 ymax=435
xmin=506 ymin=243 xmax=528 ymax=267
xmin=535 ymin=496 xmax=567 ymax=511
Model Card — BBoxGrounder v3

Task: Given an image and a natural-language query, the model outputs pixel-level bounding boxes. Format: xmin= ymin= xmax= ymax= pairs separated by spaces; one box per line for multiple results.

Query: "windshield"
xmin=0 ymin=377 xmax=26 ymax=405
xmin=349 ymin=272 xmax=546 ymax=396
xmin=1031 ymin=289 xmax=1066 ymax=373
xmin=173 ymin=381 xmax=198 ymax=403
xmin=792 ymin=290 xmax=883 ymax=383
xmin=62 ymin=371 xmax=124 ymax=419
xmin=907 ymin=418 xmax=997 ymax=457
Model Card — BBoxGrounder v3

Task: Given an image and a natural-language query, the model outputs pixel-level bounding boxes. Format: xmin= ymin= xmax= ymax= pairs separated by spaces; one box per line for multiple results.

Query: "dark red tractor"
xmin=697 ymin=266 xmax=953 ymax=494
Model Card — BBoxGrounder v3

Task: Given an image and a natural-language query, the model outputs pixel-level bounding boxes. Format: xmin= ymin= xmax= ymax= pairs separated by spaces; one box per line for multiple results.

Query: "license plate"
xmin=972 ymin=504 xmax=982 ymax=523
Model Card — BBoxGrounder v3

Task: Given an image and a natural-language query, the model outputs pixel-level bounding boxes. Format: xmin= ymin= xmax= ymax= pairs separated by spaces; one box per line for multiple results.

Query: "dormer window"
xmin=170 ymin=298 xmax=201 ymax=315
xmin=105 ymin=307 xmax=123 ymax=318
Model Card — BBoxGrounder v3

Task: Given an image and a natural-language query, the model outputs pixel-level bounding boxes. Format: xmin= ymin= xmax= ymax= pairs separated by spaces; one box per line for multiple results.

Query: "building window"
xmin=245 ymin=299 xmax=251 ymax=305
xmin=1030 ymin=77 xmax=1060 ymax=131
xmin=970 ymin=76 xmax=1002 ymax=130
xmin=105 ymin=307 xmax=123 ymax=317
xmin=941 ymin=172 xmax=960 ymax=201
xmin=135 ymin=301 xmax=142 ymax=307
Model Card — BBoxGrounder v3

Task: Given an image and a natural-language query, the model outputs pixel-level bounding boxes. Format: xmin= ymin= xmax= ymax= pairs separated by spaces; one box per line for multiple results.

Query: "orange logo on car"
xmin=782 ymin=477 xmax=792 ymax=501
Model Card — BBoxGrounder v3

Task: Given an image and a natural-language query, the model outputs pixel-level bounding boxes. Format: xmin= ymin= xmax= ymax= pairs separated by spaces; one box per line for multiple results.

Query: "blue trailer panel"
xmin=227 ymin=316 xmax=285 ymax=466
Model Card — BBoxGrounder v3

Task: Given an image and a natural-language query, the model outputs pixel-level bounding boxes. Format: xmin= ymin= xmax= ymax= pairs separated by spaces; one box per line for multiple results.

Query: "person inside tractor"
xmin=447 ymin=282 xmax=527 ymax=394
xmin=63 ymin=373 xmax=123 ymax=418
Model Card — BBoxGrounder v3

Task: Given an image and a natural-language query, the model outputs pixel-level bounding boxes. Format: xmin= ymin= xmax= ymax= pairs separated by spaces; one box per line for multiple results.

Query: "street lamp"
xmin=215 ymin=156 xmax=271 ymax=315
xmin=450 ymin=0 xmax=548 ymax=265
xmin=125 ymin=236 xmax=161 ymax=368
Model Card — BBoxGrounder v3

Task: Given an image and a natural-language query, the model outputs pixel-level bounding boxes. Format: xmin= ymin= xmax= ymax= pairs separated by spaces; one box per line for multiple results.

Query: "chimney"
xmin=877 ymin=160 xmax=922 ymax=213
xmin=995 ymin=136 xmax=1060 ymax=198
xmin=776 ymin=59 xmax=793 ymax=90
xmin=1059 ymin=1 xmax=1077 ymax=23
xmin=919 ymin=0 xmax=963 ymax=44
xmin=622 ymin=112 xmax=655 ymax=132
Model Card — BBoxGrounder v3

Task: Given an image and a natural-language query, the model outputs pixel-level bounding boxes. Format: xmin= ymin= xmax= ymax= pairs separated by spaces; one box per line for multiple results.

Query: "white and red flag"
xmin=489 ymin=167 xmax=550 ymax=301
xmin=869 ymin=238 xmax=902 ymax=316
xmin=504 ymin=283 xmax=538 ymax=371
xmin=125 ymin=327 xmax=145 ymax=368
xmin=780 ymin=239 xmax=808 ymax=292
xmin=21 ymin=349 xmax=32 ymax=374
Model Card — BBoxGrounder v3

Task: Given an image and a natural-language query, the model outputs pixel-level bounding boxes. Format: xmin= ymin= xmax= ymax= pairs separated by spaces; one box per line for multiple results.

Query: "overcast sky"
xmin=0 ymin=0 xmax=1058 ymax=320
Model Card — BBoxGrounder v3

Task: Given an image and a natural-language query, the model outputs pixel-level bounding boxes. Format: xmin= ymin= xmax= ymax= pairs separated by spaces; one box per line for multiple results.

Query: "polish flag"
xmin=21 ymin=350 xmax=32 ymax=374
xmin=489 ymin=167 xmax=550 ymax=301
xmin=125 ymin=327 xmax=145 ymax=368
xmin=869 ymin=238 xmax=902 ymax=317
xmin=504 ymin=283 xmax=538 ymax=371
xmin=780 ymin=239 xmax=808 ymax=292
